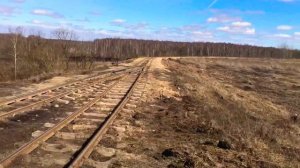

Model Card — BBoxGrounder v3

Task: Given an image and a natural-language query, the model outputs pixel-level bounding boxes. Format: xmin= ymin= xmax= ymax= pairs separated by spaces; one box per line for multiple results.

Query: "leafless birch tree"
xmin=9 ymin=26 xmax=24 ymax=80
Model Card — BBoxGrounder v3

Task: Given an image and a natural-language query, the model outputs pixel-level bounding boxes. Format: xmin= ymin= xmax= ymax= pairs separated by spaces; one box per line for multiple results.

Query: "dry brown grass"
xmin=164 ymin=57 xmax=300 ymax=167
xmin=0 ymin=60 xmax=111 ymax=82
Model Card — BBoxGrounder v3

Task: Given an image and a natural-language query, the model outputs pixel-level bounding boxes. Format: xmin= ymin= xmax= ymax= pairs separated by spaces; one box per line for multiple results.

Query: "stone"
xmin=32 ymin=130 xmax=44 ymax=138
xmin=44 ymin=123 xmax=55 ymax=128
xmin=95 ymin=146 xmax=116 ymax=157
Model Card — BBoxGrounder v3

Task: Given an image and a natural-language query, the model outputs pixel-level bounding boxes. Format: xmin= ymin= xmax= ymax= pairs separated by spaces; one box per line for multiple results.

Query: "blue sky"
xmin=0 ymin=0 xmax=300 ymax=48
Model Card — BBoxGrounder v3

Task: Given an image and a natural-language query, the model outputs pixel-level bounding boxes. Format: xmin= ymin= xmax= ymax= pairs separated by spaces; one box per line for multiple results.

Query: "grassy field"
xmin=162 ymin=57 xmax=300 ymax=167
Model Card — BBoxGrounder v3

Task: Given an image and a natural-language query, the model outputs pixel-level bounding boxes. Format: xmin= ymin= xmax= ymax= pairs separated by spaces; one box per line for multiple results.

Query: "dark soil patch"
xmin=132 ymin=112 xmax=146 ymax=120
xmin=0 ymin=82 xmax=27 ymax=97
xmin=0 ymin=101 xmax=76 ymax=160
xmin=217 ymin=140 xmax=232 ymax=150
xmin=99 ymin=136 xmax=117 ymax=148
xmin=162 ymin=149 xmax=179 ymax=158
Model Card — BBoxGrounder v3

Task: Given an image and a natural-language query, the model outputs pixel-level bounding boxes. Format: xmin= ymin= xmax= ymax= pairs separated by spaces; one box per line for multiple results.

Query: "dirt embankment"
xmin=102 ymin=57 xmax=299 ymax=168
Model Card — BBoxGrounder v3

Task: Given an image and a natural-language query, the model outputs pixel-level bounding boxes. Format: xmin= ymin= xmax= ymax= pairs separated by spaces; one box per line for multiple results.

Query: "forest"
xmin=0 ymin=28 xmax=299 ymax=81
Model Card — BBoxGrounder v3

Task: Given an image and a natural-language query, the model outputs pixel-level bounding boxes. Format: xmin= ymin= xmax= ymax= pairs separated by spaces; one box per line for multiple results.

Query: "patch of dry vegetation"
xmin=163 ymin=57 xmax=300 ymax=167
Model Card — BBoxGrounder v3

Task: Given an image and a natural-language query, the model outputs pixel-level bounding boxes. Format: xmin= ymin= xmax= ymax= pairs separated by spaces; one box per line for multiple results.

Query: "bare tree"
xmin=52 ymin=28 xmax=77 ymax=70
xmin=279 ymin=43 xmax=292 ymax=58
xmin=9 ymin=26 xmax=24 ymax=80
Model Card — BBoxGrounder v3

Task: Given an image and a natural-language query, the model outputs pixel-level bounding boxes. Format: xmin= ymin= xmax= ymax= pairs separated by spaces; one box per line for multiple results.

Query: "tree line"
xmin=93 ymin=39 xmax=300 ymax=59
xmin=0 ymin=27 xmax=299 ymax=81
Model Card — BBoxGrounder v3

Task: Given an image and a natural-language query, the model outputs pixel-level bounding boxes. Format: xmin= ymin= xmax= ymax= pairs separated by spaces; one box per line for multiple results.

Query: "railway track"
xmin=0 ymin=68 xmax=124 ymax=107
xmin=0 ymin=59 xmax=151 ymax=168
xmin=0 ymin=60 xmax=146 ymax=120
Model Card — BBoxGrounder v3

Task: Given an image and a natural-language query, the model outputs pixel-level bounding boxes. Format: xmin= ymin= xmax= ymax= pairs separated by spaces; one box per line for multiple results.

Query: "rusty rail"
xmin=0 ymin=60 xmax=149 ymax=167
xmin=0 ymin=59 xmax=149 ymax=120
xmin=0 ymin=67 xmax=135 ymax=107
xmin=0 ymin=57 xmax=147 ymax=107
xmin=0 ymin=74 xmax=124 ymax=120
xmin=0 ymin=73 xmax=129 ymax=167
xmin=68 ymin=61 xmax=150 ymax=168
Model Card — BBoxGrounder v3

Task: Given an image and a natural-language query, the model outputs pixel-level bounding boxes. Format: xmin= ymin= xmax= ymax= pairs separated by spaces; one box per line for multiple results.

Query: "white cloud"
xmin=207 ymin=17 xmax=218 ymax=23
xmin=274 ymin=33 xmax=292 ymax=38
xmin=180 ymin=24 xmax=202 ymax=31
xmin=110 ymin=19 xmax=149 ymax=31
xmin=232 ymin=21 xmax=252 ymax=27
xmin=217 ymin=26 xmax=230 ymax=31
xmin=28 ymin=19 xmax=59 ymax=29
xmin=217 ymin=20 xmax=255 ymax=35
xmin=110 ymin=19 xmax=126 ymax=26
xmin=218 ymin=26 xmax=255 ymax=35
xmin=294 ymin=32 xmax=300 ymax=36
xmin=191 ymin=31 xmax=213 ymax=38
xmin=244 ymin=28 xmax=256 ymax=35
xmin=207 ymin=15 xmax=239 ymax=23
xmin=31 ymin=9 xmax=64 ymax=18
xmin=31 ymin=19 xmax=43 ymax=24
xmin=277 ymin=25 xmax=293 ymax=30
xmin=112 ymin=19 xmax=126 ymax=23
xmin=278 ymin=0 xmax=295 ymax=2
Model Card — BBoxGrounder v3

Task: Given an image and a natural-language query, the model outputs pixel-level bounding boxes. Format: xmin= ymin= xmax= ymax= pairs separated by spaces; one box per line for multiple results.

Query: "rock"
xmin=95 ymin=146 xmax=116 ymax=157
xmin=32 ymin=130 xmax=44 ymax=138
xmin=217 ymin=140 xmax=231 ymax=150
xmin=162 ymin=148 xmax=178 ymax=157
xmin=54 ymin=159 xmax=69 ymax=165
xmin=113 ymin=126 xmax=126 ymax=133
xmin=44 ymin=123 xmax=55 ymax=128
xmin=54 ymin=104 xmax=59 ymax=108
xmin=66 ymin=112 xmax=73 ymax=115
